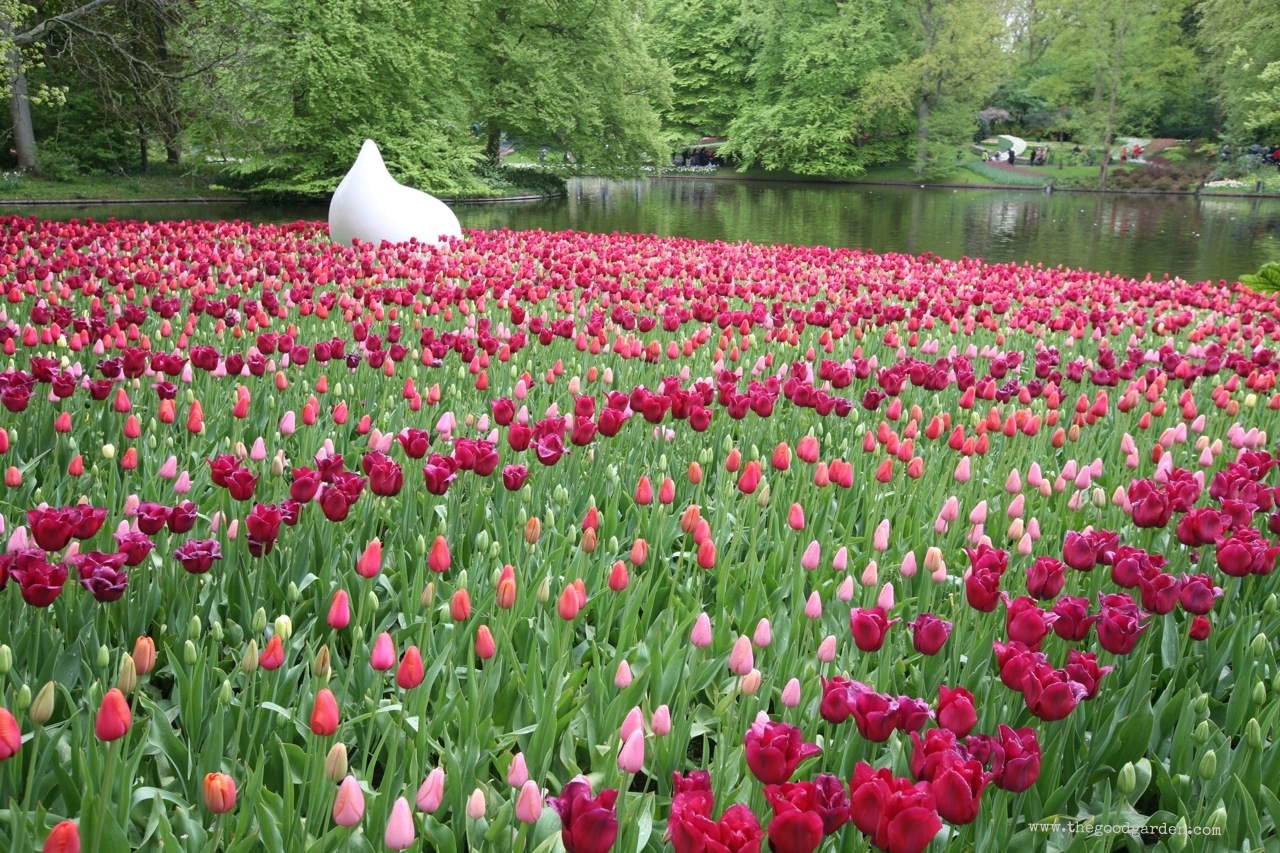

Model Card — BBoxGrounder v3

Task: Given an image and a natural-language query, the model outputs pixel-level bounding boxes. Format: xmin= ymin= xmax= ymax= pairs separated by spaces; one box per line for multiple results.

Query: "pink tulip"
xmin=516 ymin=780 xmax=543 ymax=824
xmin=467 ymin=788 xmax=487 ymax=820
xmin=729 ymin=635 xmax=754 ymax=675
xmin=651 ymin=705 xmax=672 ymax=735
xmin=837 ymin=576 xmax=855 ymax=602
xmin=416 ymin=768 xmax=445 ymax=812
xmin=370 ymin=632 xmax=396 ymax=671
xmin=753 ymin=619 xmax=772 ymax=648
xmin=804 ymin=592 xmax=823 ymax=619
xmin=861 ymin=561 xmax=878 ymax=586
xmin=877 ymin=582 xmax=895 ymax=611
xmin=508 ymin=753 xmax=529 ymax=787
xmin=954 ymin=457 xmax=971 ymax=482
xmin=614 ymin=660 xmax=633 ymax=688
xmin=690 ymin=613 xmax=712 ymax=648
xmin=817 ymin=635 xmax=837 ymax=662
xmin=618 ymin=728 xmax=645 ymax=772
xmin=620 ymin=706 xmax=645 ymax=742
xmin=333 ymin=775 xmax=364 ymax=827
xmin=800 ymin=540 xmax=821 ymax=570
xmin=873 ymin=519 xmax=890 ymax=551
xmin=780 ymin=678 xmax=802 ymax=707
xmin=385 ymin=796 xmax=416 ymax=849
xmin=833 ymin=546 xmax=848 ymax=571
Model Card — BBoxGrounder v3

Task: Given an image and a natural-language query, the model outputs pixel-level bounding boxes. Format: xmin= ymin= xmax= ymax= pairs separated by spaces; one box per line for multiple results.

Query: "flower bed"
xmin=0 ymin=215 xmax=1278 ymax=852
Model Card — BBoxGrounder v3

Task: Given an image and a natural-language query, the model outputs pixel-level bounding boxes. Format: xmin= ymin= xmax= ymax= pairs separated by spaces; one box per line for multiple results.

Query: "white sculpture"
xmin=328 ymin=139 xmax=462 ymax=248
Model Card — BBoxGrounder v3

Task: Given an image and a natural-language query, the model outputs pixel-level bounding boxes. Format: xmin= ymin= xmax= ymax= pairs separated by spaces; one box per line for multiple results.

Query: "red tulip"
xmin=743 ymin=720 xmax=821 ymax=785
xmin=310 ymin=688 xmax=339 ymax=736
xmin=850 ymin=606 xmax=899 ymax=652
xmin=203 ymin=772 xmax=237 ymax=813
xmin=42 ymin=820 xmax=80 ymax=853
xmin=95 ymin=688 xmax=132 ymax=742
xmin=548 ymin=779 xmax=618 ymax=853
xmin=0 ymin=707 xmax=20 ymax=760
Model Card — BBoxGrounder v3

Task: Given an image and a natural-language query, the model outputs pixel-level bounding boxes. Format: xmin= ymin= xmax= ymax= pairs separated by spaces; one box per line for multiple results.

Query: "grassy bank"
xmin=0 ymin=162 xmax=565 ymax=205
xmin=0 ymin=163 xmax=243 ymax=202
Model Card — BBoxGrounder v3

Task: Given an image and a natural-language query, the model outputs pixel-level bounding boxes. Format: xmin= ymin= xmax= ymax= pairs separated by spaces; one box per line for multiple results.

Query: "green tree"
xmin=646 ymin=0 xmax=750 ymax=138
xmin=727 ymin=0 xmax=912 ymax=177
xmin=898 ymin=0 xmax=1007 ymax=175
xmin=1030 ymin=0 xmax=1197 ymax=185
xmin=214 ymin=0 xmax=485 ymax=197
xmin=463 ymin=0 xmax=671 ymax=170
xmin=1197 ymin=0 xmax=1280 ymax=140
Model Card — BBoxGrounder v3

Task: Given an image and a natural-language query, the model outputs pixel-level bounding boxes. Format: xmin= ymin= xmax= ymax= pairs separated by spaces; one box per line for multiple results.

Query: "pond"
xmin=4 ymin=177 xmax=1278 ymax=283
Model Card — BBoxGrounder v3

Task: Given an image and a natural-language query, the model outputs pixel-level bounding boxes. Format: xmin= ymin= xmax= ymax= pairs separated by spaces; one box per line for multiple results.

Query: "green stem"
xmin=93 ymin=739 xmax=120 ymax=853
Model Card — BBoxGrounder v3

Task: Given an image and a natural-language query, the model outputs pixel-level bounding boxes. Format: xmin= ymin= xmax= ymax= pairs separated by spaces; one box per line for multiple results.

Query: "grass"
xmin=0 ymin=163 xmax=242 ymax=202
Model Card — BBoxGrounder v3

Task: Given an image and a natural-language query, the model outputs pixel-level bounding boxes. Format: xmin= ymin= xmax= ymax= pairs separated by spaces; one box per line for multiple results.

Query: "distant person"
xmin=538 ymin=146 xmax=547 ymax=163
xmin=1007 ymin=149 xmax=1015 ymax=164
xmin=1132 ymin=144 xmax=1142 ymax=159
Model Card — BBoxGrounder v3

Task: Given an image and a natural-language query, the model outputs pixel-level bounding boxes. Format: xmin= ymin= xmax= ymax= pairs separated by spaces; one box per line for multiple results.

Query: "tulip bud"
xmin=537 ymin=576 xmax=551 ymax=604
xmin=1207 ymin=807 xmax=1227 ymax=834
xmin=1198 ymin=749 xmax=1216 ymax=779
xmin=184 ymin=640 xmax=198 ymax=666
xmin=1168 ymin=818 xmax=1188 ymax=851
xmin=651 ymin=705 xmax=672 ymax=736
xmin=219 ymin=680 xmax=233 ymax=705
xmin=421 ymin=582 xmax=435 ymax=608
xmin=117 ymin=654 xmax=138 ymax=694
xmin=188 ymin=615 xmax=202 ymax=640
xmin=1245 ymin=717 xmax=1263 ymax=749
xmin=252 ymin=608 xmax=267 ymax=634
xmin=1117 ymin=762 xmax=1135 ymax=796
xmin=0 ymin=645 xmax=11 ymax=674
xmin=287 ymin=582 xmax=300 ymax=603
xmin=203 ymin=772 xmax=238 ymax=814
xmin=313 ymin=644 xmax=332 ymax=680
xmin=241 ymin=640 xmax=259 ymax=674
xmin=1252 ymin=680 xmax=1266 ymax=706
xmin=515 ymin=779 xmax=542 ymax=824
xmin=274 ymin=615 xmax=293 ymax=642
xmin=467 ymin=788 xmax=487 ymax=820
xmin=210 ymin=622 xmax=223 ymax=642
xmin=325 ymin=743 xmax=349 ymax=782
xmin=16 ymin=684 xmax=31 ymax=712
xmin=1192 ymin=693 xmax=1209 ymax=714
xmin=30 ymin=681 xmax=55 ymax=725
xmin=741 ymin=669 xmax=762 ymax=695
xmin=756 ymin=484 xmax=770 ymax=507
xmin=1252 ymin=633 xmax=1269 ymax=658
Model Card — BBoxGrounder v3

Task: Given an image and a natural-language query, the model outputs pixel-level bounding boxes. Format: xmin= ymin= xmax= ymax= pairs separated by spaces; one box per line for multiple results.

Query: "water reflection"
xmin=460 ymin=178 xmax=1280 ymax=282
xmin=4 ymin=177 xmax=1277 ymax=282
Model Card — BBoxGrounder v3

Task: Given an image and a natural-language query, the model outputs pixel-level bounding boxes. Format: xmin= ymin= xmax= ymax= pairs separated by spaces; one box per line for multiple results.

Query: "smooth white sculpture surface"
xmin=997 ymin=135 xmax=1028 ymax=156
xmin=328 ymin=139 xmax=462 ymax=247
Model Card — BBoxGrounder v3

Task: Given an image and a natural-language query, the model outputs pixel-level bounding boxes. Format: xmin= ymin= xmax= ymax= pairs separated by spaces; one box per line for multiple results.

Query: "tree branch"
xmin=12 ymin=0 xmax=118 ymax=46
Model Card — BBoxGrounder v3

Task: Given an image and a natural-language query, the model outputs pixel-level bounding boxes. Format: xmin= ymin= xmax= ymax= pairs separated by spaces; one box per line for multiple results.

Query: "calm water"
xmin=4 ymin=177 xmax=1278 ymax=282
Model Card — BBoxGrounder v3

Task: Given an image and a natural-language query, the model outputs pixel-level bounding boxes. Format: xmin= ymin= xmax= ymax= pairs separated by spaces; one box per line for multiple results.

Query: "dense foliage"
xmin=1 ymin=0 xmax=1278 ymax=189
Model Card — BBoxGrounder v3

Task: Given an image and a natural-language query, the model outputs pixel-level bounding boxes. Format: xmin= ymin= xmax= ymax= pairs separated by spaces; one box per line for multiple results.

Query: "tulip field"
xmin=2 ymin=213 xmax=1280 ymax=853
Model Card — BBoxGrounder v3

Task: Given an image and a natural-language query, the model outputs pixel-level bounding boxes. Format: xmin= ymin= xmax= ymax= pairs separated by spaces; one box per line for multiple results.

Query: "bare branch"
xmin=12 ymin=0 xmax=118 ymax=45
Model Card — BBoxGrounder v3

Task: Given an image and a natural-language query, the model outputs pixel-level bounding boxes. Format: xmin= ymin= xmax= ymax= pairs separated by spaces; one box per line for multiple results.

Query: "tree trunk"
xmin=139 ymin=125 xmax=150 ymax=172
xmin=485 ymin=125 xmax=502 ymax=167
xmin=1096 ymin=0 xmax=1129 ymax=190
xmin=915 ymin=89 xmax=931 ymax=176
xmin=6 ymin=49 xmax=39 ymax=172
